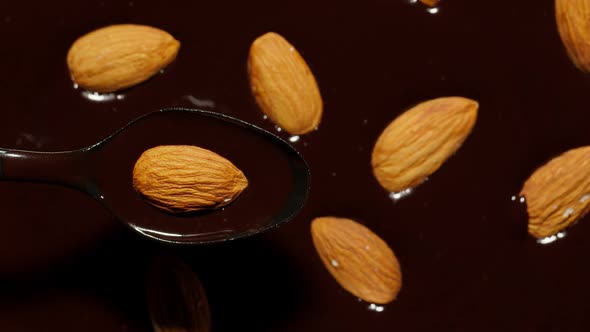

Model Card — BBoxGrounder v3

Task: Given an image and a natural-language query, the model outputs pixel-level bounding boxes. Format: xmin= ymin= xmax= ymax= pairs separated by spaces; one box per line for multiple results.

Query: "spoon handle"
xmin=0 ymin=148 xmax=89 ymax=190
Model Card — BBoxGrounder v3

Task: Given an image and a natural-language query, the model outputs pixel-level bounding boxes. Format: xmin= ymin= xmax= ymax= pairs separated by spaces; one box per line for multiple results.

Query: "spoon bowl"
xmin=0 ymin=109 xmax=311 ymax=244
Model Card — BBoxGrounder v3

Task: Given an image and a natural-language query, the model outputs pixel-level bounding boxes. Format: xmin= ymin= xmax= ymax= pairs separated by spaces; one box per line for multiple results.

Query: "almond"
xmin=520 ymin=146 xmax=590 ymax=239
xmin=371 ymin=96 xmax=478 ymax=193
xmin=248 ymin=32 xmax=323 ymax=135
xmin=420 ymin=0 xmax=440 ymax=7
xmin=556 ymin=0 xmax=590 ymax=72
xmin=132 ymin=145 xmax=248 ymax=213
xmin=311 ymin=216 xmax=402 ymax=304
xmin=67 ymin=24 xmax=180 ymax=93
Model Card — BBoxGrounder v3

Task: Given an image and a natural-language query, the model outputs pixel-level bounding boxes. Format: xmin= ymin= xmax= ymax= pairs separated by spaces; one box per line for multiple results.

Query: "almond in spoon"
xmin=132 ymin=145 xmax=248 ymax=213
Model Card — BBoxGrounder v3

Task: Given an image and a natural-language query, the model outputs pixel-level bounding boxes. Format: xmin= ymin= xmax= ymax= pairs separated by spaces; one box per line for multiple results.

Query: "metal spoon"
xmin=0 ymin=108 xmax=310 ymax=244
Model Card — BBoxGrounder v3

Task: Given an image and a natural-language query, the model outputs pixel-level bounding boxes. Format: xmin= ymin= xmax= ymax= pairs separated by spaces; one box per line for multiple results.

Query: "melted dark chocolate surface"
xmin=1 ymin=0 xmax=590 ymax=330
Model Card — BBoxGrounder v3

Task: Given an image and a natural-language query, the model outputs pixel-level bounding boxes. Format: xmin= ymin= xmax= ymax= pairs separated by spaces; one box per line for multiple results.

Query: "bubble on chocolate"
xmin=81 ymin=90 xmax=124 ymax=102
xmin=537 ymin=231 xmax=567 ymax=245
xmin=511 ymin=195 xmax=526 ymax=204
xmin=426 ymin=7 xmax=440 ymax=14
xmin=368 ymin=303 xmax=385 ymax=313
xmin=389 ymin=187 xmax=414 ymax=202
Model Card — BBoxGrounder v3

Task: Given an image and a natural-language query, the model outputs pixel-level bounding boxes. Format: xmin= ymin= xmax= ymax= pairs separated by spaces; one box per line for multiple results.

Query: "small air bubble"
xmin=331 ymin=259 xmax=339 ymax=267
xmin=512 ymin=195 xmax=526 ymax=205
xmin=289 ymin=135 xmax=300 ymax=143
xmin=538 ymin=235 xmax=556 ymax=244
xmin=368 ymin=303 xmax=385 ymax=312
xmin=537 ymin=231 xmax=567 ymax=245
xmin=389 ymin=188 xmax=413 ymax=201
xmin=427 ymin=7 xmax=440 ymax=14
xmin=81 ymin=91 xmax=119 ymax=102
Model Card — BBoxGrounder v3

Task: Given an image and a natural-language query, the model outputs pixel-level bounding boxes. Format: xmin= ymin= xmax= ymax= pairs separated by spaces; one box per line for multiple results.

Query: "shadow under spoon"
xmin=0 ymin=108 xmax=310 ymax=244
xmin=147 ymin=255 xmax=211 ymax=332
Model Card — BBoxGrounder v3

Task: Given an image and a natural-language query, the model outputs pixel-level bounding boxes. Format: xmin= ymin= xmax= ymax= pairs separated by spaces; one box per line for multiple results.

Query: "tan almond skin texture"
xmin=311 ymin=217 xmax=402 ymax=304
xmin=520 ymin=146 xmax=590 ymax=239
xmin=556 ymin=0 xmax=590 ymax=73
xmin=420 ymin=0 xmax=440 ymax=7
xmin=132 ymin=145 xmax=248 ymax=213
xmin=248 ymin=32 xmax=323 ymax=135
xmin=67 ymin=24 xmax=180 ymax=93
xmin=371 ymin=96 xmax=478 ymax=193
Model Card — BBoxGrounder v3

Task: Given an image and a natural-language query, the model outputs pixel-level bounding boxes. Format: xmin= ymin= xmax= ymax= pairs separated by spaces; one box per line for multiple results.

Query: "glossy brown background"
xmin=1 ymin=0 xmax=590 ymax=330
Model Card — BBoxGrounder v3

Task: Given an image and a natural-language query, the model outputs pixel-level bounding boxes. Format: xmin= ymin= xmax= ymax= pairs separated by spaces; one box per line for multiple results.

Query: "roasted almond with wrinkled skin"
xmin=371 ymin=96 xmax=478 ymax=193
xmin=556 ymin=0 xmax=590 ymax=73
xmin=248 ymin=32 xmax=323 ymax=135
xmin=132 ymin=145 xmax=248 ymax=213
xmin=67 ymin=24 xmax=180 ymax=93
xmin=311 ymin=216 xmax=402 ymax=304
xmin=520 ymin=146 xmax=590 ymax=239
